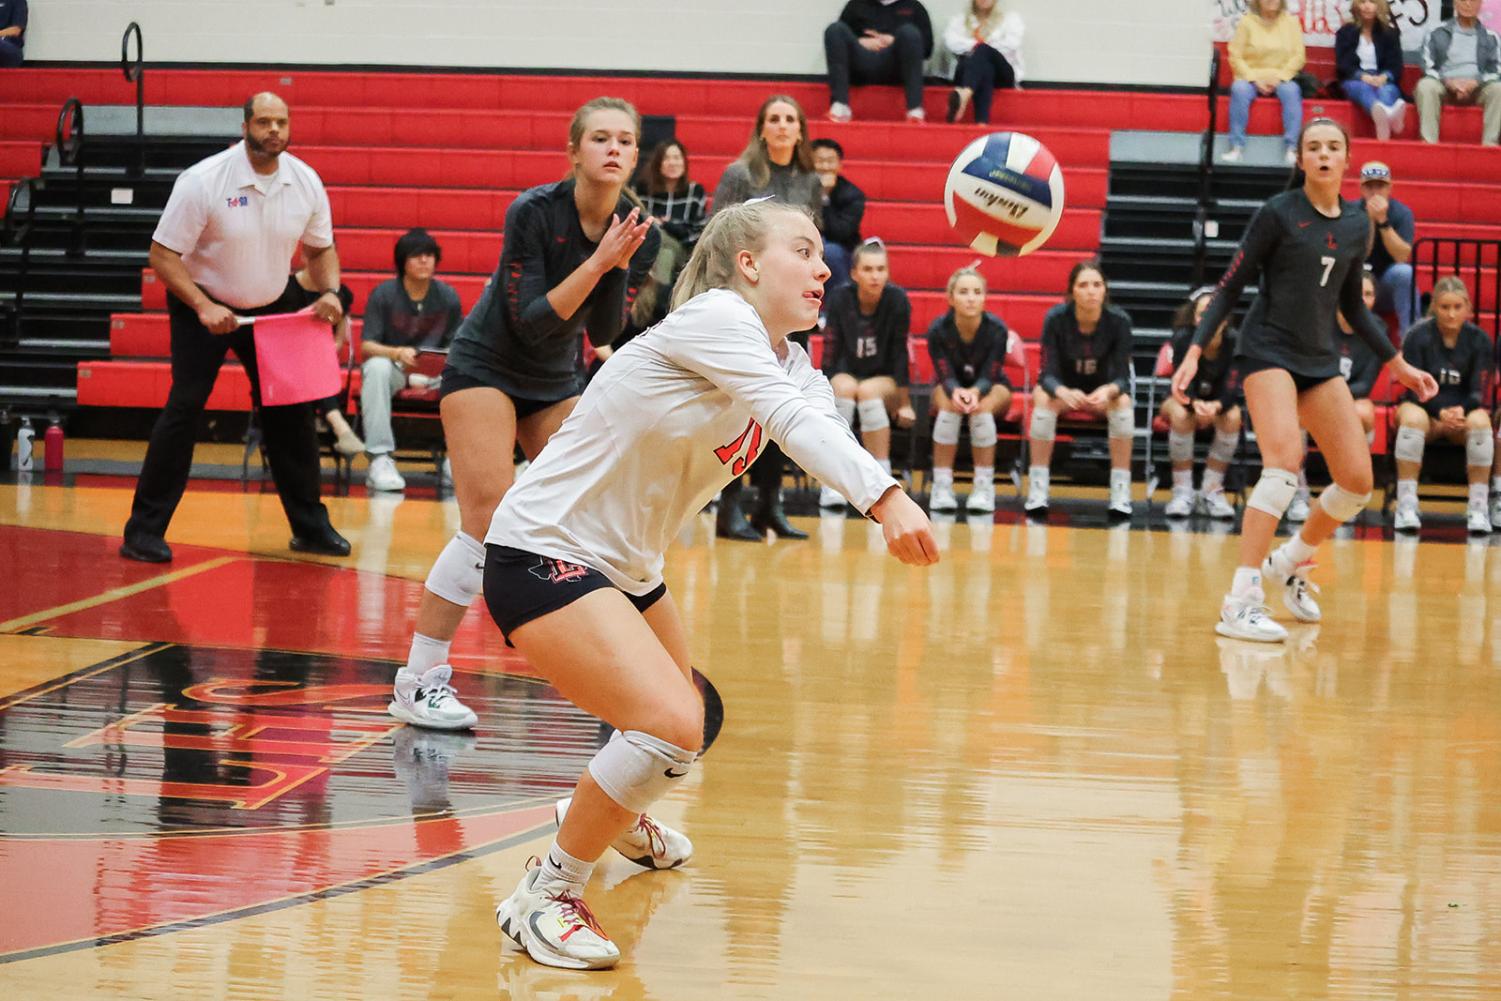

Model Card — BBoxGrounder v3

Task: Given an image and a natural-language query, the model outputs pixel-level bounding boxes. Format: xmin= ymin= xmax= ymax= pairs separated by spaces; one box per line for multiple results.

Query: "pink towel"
xmin=250 ymin=307 xmax=342 ymax=406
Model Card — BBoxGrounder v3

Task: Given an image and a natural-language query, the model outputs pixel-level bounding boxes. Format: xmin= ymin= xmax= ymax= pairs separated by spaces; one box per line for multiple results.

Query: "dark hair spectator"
xmin=824 ymin=0 xmax=934 ymax=123
xmin=809 ymin=138 xmax=866 ymax=291
xmin=636 ymin=140 xmax=708 ymax=252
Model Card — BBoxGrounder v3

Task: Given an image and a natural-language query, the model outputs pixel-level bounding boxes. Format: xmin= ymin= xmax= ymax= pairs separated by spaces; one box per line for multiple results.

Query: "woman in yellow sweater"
xmin=1223 ymin=0 xmax=1307 ymax=163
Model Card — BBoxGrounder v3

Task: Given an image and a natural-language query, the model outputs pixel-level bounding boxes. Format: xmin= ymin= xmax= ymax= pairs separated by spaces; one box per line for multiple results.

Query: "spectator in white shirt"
xmin=944 ymin=0 xmax=1025 ymax=124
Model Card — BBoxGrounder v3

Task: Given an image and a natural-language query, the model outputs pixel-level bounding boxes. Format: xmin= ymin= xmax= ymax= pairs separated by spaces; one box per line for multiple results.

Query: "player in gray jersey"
xmin=487 ymin=200 xmax=938 ymax=970
xmin=1174 ymin=119 xmax=1436 ymax=643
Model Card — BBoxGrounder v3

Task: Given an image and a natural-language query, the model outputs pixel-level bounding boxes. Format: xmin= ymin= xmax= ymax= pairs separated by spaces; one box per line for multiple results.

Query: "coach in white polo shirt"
xmin=121 ymin=92 xmax=350 ymax=563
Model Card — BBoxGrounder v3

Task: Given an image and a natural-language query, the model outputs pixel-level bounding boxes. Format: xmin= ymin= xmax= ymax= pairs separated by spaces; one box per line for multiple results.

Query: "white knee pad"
xmin=932 ymin=408 xmax=962 ymax=446
xmin=835 ymin=396 xmax=857 ymax=427
xmin=1318 ymin=483 xmax=1371 ymax=522
xmin=1467 ymin=428 xmax=1495 ymax=468
xmin=1247 ymin=467 xmax=1300 ymax=519
xmin=1208 ymin=429 xmax=1239 ymax=465
xmin=423 ymin=532 xmax=486 ymax=606
xmin=587 ymin=729 xmax=697 ymax=814
xmin=1107 ymin=405 xmax=1135 ymax=440
xmin=968 ymin=411 xmax=998 ymax=448
xmin=856 ymin=397 xmax=890 ymax=432
xmin=1030 ymin=406 xmax=1057 ymax=442
xmin=1393 ymin=425 xmax=1426 ymax=464
xmin=1168 ymin=430 xmax=1194 ymax=464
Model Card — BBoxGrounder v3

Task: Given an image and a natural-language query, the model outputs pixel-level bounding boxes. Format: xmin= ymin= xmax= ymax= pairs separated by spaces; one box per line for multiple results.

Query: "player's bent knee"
xmin=856 ymin=397 xmax=890 ymax=431
xmin=1030 ymin=406 xmax=1057 ymax=442
xmin=932 ymin=408 xmax=962 ymax=446
xmin=1168 ymin=429 xmax=1194 ymax=463
xmin=1393 ymin=425 xmax=1426 ymax=464
xmin=1106 ymin=405 xmax=1135 ymax=439
xmin=1247 ymin=467 xmax=1299 ymax=518
xmin=1467 ymin=428 xmax=1495 ymax=467
xmin=968 ymin=411 xmax=998 ymax=448
xmin=1319 ymin=482 xmax=1371 ymax=522
xmin=1208 ymin=429 xmax=1239 ymax=465
xmin=424 ymin=532 xmax=486 ymax=606
xmin=587 ymin=729 xmax=698 ymax=815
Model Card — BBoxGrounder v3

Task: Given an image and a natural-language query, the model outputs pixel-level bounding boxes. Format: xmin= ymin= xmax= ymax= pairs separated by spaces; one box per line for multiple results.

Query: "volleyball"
xmin=943 ymin=132 xmax=1065 ymax=257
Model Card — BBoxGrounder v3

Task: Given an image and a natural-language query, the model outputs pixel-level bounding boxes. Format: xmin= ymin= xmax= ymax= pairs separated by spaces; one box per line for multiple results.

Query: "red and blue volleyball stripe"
xmin=944 ymin=132 xmax=1066 ymax=257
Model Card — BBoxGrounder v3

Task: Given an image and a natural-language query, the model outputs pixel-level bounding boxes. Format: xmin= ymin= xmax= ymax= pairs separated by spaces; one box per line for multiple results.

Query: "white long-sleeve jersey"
xmin=487 ymin=289 xmax=898 ymax=595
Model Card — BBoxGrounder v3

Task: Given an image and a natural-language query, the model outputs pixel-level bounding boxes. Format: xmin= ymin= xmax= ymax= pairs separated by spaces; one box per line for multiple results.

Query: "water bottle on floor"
xmin=16 ymin=417 xmax=35 ymax=472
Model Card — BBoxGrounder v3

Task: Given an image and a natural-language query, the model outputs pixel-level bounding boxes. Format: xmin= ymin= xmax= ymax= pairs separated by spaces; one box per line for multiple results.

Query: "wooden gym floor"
xmin=1 ymin=462 xmax=1498 ymax=1000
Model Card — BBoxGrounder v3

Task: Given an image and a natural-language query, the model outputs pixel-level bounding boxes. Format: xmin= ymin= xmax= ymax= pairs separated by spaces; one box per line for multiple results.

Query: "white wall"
xmin=22 ymin=0 xmax=1214 ymax=88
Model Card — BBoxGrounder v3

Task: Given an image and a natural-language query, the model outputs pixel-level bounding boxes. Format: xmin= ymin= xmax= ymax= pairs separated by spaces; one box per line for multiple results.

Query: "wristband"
xmin=1376 ymin=221 xmax=1391 ymax=231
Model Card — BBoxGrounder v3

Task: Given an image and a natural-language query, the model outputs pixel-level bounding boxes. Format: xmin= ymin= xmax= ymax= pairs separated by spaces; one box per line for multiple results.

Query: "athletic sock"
xmin=1110 ymin=468 xmax=1130 ymax=490
xmin=1397 ymin=478 xmax=1417 ymax=503
xmin=1469 ymin=481 xmax=1489 ymax=507
xmin=1492 ymin=476 xmax=1501 ymax=496
xmin=973 ymin=465 xmax=994 ymax=484
xmin=933 ymin=466 xmax=954 ymax=489
xmin=537 ymin=840 xmax=595 ymax=894
xmin=1280 ymin=532 xmax=1317 ymax=566
xmin=1201 ymin=467 xmax=1225 ymax=494
xmin=1231 ymin=565 xmax=1262 ymax=599
xmin=1172 ymin=467 xmax=1192 ymax=490
xmin=406 ymin=633 xmax=450 ymax=675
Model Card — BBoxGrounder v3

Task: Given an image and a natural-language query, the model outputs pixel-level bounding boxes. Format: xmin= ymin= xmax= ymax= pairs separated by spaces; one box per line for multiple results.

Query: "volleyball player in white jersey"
xmin=486 ymin=199 xmax=938 ymax=970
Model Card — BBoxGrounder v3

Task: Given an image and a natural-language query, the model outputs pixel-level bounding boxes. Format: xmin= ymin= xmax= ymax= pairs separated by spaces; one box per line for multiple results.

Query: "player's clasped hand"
xmin=590 ymin=207 xmax=652 ymax=273
xmin=871 ymin=487 xmax=940 ymax=566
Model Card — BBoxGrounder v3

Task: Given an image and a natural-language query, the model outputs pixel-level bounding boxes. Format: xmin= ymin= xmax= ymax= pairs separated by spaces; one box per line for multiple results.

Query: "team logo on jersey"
xmin=529 ymin=557 xmax=592 ymax=584
xmin=714 ymin=418 xmax=764 ymax=476
xmin=1325 ymin=231 xmax=1338 ymax=251
xmin=225 ymin=195 xmax=249 ymax=208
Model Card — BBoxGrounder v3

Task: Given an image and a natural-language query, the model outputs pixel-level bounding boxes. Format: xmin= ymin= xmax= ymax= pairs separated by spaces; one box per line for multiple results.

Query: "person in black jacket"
xmin=1335 ymin=0 xmax=1408 ymax=140
xmin=810 ymin=139 xmax=866 ymax=291
xmin=819 ymin=239 xmax=916 ymax=507
xmin=1391 ymin=276 xmax=1496 ymax=534
xmin=1026 ymin=261 xmax=1136 ymax=517
xmin=0 ymin=0 xmax=25 ymax=67
xmin=1160 ymin=288 xmax=1243 ymax=520
xmin=926 ymin=266 xmax=1013 ymax=514
xmin=824 ymin=0 xmax=935 ymax=122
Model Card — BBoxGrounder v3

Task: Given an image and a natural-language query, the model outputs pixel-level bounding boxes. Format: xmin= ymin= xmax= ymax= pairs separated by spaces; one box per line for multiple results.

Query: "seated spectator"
xmin=1161 ymin=287 xmax=1242 ymax=520
xmin=1415 ymin=0 xmax=1501 ymax=146
xmin=819 ymin=238 xmax=916 ymax=507
xmin=637 ymin=140 xmax=707 ymax=279
xmin=290 ymin=269 xmax=364 ymax=459
xmin=712 ymin=95 xmax=823 ymax=541
xmin=1222 ymin=0 xmax=1306 ymax=164
xmin=1026 ymin=260 xmax=1135 ymax=516
xmin=1358 ymin=160 xmax=1416 ymax=334
xmin=0 ymin=0 xmax=26 ymax=68
xmin=1391 ymin=276 xmax=1495 ymax=534
xmin=943 ymin=0 xmax=1025 ymax=124
xmin=1337 ymin=1 xmax=1408 ymax=140
xmin=809 ymin=138 xmax=866 ymax=291
xmin=926 ymin=266 xmax=1014 ymax=514
xmin=824 ymin=0 xmax=934 ymax=123
xmin=359 ymin=228 xmax=463 ymax=492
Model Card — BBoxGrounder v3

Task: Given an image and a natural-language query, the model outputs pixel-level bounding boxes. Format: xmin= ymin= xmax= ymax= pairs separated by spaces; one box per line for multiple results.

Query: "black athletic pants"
xmin=824 ymin=21 xmax=927 ymax=111
xmin=124 ymin=280 xmax=332 ymax=541
xmin=954 ymin=44 xmax=1016 ymax=124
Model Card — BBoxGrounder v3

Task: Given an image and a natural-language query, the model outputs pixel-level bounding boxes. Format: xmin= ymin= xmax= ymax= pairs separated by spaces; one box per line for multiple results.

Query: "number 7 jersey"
xmin=1195 ymin=188 xmax=1396 ymax=378
xmin=486 ymin=289 xmax=898 ymax=596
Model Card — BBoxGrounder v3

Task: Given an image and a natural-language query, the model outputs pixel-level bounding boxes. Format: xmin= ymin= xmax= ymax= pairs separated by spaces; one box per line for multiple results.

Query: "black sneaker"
xmin=120 ymin=534 xmax=172 ymax=563
xmin=289 ymin=526 xmax=351 ymax=557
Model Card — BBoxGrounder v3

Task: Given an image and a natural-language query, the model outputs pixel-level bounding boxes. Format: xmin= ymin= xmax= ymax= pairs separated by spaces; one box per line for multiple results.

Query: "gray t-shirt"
xmin=363 ymin=277 xmax=463 ymax=350
xmin=711 ymin=160 xmax=823 ymax=226
xmin=1443 ymin=25 xmax=1480 ymax=79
